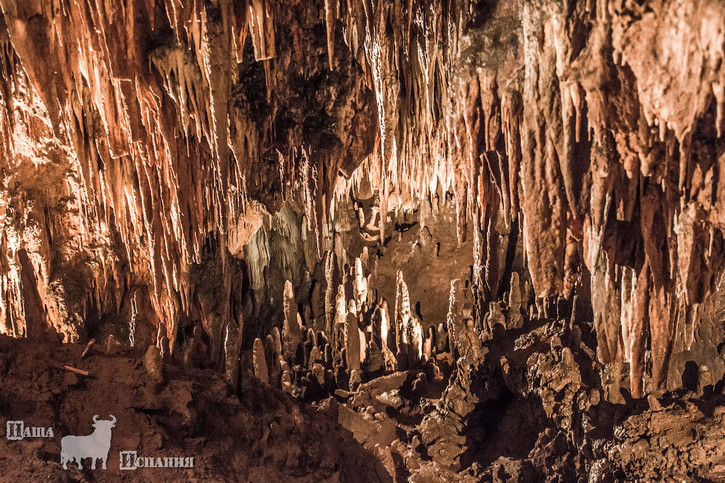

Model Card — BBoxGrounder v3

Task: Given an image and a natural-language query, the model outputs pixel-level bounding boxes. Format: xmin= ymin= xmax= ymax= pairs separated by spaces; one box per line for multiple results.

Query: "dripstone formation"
xmin=0 ymin=0 xmax=724 ymax=480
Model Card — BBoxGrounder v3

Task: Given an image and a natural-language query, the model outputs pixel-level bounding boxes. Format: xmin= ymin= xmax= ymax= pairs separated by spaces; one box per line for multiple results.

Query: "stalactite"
xmin=324 ymin=0 xmax=337 ymax=69
xmin=248 ymin=0 xmax=275 ymax=61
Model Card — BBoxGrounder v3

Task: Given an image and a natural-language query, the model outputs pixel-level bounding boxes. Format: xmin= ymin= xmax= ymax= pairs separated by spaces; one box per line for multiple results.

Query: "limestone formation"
xmin=345 ymin=309 xmax=361 ymax=373
xmin=0 ymin=0 xmax=724 ymax=480
xmin=508 ymin=272 xmax=523 ymax=329
xmin=252 ymin=338 xmax=269 ymax=385
xmin=353 ymin=258 xmax=368 ymax=311
xmin=486 ymin=302 xmax=507 ymax=333
xmin=143 ymin=345 xmax=164 ymax=385
xmin=223 ymin=320 xmax=242 ymax=388
xmin=282 ymin=280 xmax=303 ymax=361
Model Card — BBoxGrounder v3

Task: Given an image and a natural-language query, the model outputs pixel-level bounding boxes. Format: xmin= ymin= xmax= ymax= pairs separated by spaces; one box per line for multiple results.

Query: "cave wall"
xmin=0 ymin=0 xmax=376 ymax=356
xmin=0 ymin=0 xmax=723 ymax=396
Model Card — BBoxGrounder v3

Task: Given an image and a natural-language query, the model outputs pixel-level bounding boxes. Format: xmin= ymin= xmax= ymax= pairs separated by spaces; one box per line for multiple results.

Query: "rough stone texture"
xmin=0 ymin=335 xmax=390 ymax=482
xmin=1 ymin=0 xmax=725 ymax=481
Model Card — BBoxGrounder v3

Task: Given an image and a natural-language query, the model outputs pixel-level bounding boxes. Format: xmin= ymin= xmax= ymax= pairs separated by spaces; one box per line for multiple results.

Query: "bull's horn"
xmin=109 ymin=415 xmax=116 ymax=424
xmin=93 ymin=415 xmax=100 ymax=423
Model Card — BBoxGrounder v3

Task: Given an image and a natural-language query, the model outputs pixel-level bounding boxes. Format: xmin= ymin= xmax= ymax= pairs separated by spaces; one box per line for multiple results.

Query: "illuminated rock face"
xmin=0 ymin=0 xmax=723 ymax=396
xmin=0 ymin=0 xmax=376 ymax=356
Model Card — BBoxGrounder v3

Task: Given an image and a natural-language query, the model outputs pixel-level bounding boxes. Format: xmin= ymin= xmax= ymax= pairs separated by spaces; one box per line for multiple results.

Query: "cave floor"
xmin=1 ymin=314 xmax=724 ymax=482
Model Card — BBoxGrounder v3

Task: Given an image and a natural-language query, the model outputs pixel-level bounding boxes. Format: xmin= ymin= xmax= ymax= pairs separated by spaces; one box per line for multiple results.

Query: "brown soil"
xmin=0 ymin=335 xmax=390 ymax=482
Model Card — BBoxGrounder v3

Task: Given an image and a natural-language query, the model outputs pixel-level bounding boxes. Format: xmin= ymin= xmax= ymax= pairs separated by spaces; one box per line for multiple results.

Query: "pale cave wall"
xmin=0 ymin=0 xmax=723 ymax=399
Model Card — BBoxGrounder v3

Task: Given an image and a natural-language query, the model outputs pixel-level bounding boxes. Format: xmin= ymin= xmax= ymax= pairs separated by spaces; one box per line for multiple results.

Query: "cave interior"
xmin=0 ymin=0 xmax=725 ymax=481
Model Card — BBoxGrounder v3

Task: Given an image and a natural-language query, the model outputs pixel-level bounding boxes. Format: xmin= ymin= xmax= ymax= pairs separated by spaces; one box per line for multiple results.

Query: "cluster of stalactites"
xmin=547 ymin=0 xmax=725 ymax=396
xmin=332 ymin=0 xmax=725 ymax=396
xmin=0 ymin=0 xmax=282 ymax=348
xmin=330 ymin=0 xmax=460 ymax=242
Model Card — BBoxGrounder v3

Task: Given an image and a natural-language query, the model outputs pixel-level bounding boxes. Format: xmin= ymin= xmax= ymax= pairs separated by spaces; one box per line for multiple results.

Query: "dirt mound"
xmin=0 ymin=335 xmax=390 ymax=482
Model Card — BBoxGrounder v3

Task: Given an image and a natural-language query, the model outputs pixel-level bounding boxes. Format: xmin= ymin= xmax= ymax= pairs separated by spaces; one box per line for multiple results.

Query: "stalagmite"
xmin=281 ymin=370 xmax=293 ymax=394
xmin=345 ymin=299 xmax=361 ymax=372
xmin=621 ymin=268 xmax=634 ymax=362
xmin=463 ymin=318 xmax=482 ymax=364
xmin=436 ymin=323 xmax=447 ymax=354
xmin=630 ymin=263 xmax=650 ymax=399
xmin=359 ymin=328 xmax=367 ymax=366
xmin=253 ymin=337 xmax=269 ymax=384
xmin=508 ymin=272 xmax=523 ymax=329
xmin=591 ymin=252 xmax=622 ymax=365
xmin=373 ymin=303 xmax=396 ymax=370
xmin=271 ymin=327 xmax=283 ymax=361
xmin=224 ymin=319 xmax=242 ymax=388
xmin=334 ymin=285 xmax=347 ymax=361
xmin=324 ymin=344 xmax=332 ymax=368
xmin=380 ymin=299 xmax=393 ymax=355
xmin=424 ymin=326 xmax=433 ymax=360
xmin=394 ymin=270 xmax=418 ymax=368
xmin=282 ymin=280 xmax=303 ymax=361
xmin=325 ymin=252 xmax=340 ymax=349
xmin=156 ymin=326 xmax=170 ymax=361
xmin=309 ymin=346 xmax=322 ymax=369
xmin=698 ymin=365 xmax=713 ymax=395
xmin=311 ymin=363 xmax=325 ymax=386
xmin=265 ymin=334 xmax=279 ymax=386
xmin=447 ymin=280 xmax=465 ymax=357
xmin=353 ymin=258 xmax=368 ymax=311
xmin=485 ymin=302 xmax=506 ymax=333
xmin=143 ymin=345 xmax=164 ymax=384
